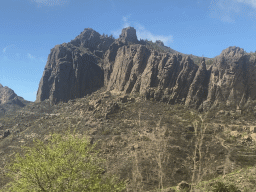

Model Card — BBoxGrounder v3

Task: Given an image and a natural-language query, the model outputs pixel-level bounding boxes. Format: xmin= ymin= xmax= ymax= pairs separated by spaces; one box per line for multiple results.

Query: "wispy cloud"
xmin=27 ymin=53 xmax=47 ymax=63
xmin=30 ymin=0 xmax=69 ymax=7
xmin=209 ymin=0 xmax=256 ymax=23
xmin=135 ymin=23 xmax=173 ymax=44
xmin=111 ymin=15 xmax=173 ymax=45
xmin=236 ymin=0 xmax=256 ymax=8
xmin=209 ymin=0 xmax=240 ymax=23
xmin=111 ymin=15 xmax=131 ymax=38
xmin=2 ymin=44 xmax=15 ymax=54
xmin=122 ymin=15 xmax=132 ymax=28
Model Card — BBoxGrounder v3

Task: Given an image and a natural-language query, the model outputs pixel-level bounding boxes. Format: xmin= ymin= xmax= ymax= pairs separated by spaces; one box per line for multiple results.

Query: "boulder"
xmin=3 ymin=129 xmax=10 ymax=138
xmin=119 ymin=95 xmax=128 ymax=103
xmin=105 ymin=102 xmax=120 ymax=119
xmin=178 ymin=181 xmax=191 ymax=191
xmin=89 ymin=99 xmax=101 ymax=109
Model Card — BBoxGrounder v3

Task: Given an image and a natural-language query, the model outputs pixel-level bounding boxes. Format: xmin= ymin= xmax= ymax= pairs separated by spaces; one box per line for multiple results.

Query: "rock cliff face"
xmin=36 ymin=28 xmax=115 ymax=104
xmin=36 ymin=27 xmax=256 ymax=110
xmin=0 ymin=84 xmax=17 ymax=104
xmin=202 ymin=47 xmax=256 ymax=110
xmin=0 ymin=84 xmax=30 ymax=116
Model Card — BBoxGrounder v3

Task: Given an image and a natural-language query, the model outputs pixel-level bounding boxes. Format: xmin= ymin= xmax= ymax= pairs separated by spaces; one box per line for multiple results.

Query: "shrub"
xmin=2 ymin=128 xmax=126 ymax=192
xmin=212 ymin=181 xmax=240 ymax=192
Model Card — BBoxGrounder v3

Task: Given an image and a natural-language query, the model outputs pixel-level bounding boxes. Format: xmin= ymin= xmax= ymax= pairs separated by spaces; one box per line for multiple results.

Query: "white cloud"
xmin=209 ymin=0 xmax=256 ymax=22
xmin=209 ymin=0 xmax=240 ymax=23
xmin=111 ymin=15 xmax=131 ymax=38
xmin=2 ymin=44 xmax=15 ymax=54
xmin=236 ymin=0 xmax=256 ymax=8
xmin=111 ymin=16 xmax=173 ymax=45
xmin=135 ymin=23 xmax=173 ymax=44
xmin=30 ymin=0 xmax=68 ymax=7
xmin=122 ymin=15 xmax=132 ymax=28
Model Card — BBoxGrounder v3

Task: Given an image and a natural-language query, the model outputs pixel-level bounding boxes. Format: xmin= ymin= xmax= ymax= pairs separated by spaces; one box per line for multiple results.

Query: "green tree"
xmin=2 ymin=128 xmax=126 ymax=192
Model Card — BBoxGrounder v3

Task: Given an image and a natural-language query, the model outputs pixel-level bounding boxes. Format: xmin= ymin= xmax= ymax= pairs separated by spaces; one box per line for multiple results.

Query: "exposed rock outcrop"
xmin=202 ymin=46 xmax=256 ymax=110
xmin=70 ymin=28 xmax=115 ymax=54
xmin=36 ymin=43 xmax=104 ymax=105
xmin=117 ymin=26 xmax=139 ymax=44
xmin=35 ymin=28 xmax=116 ymax=104
xmin=0 ymin=84 xmax=31 ymax=116
xmin=155 ymin=40 xmax=164 ymax=46
xmin=0 ymin=84 xmax=16 ymax=104
xmin=185 ymin=58 xmax=209 ymax=109
xmin=36 ymin=27 xmax=256 ymax=111
xmin=104 ymin=45 xmax=199 ymax=104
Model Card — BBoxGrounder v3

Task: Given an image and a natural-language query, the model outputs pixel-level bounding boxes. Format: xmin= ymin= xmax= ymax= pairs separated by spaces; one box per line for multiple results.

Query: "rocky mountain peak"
xmin=219 ymin=46 xmax=245 ymax=58
xmin=0 ymin=85 xmax=17 ymax=104
xmin=69 ymin=28 xmax=115 ymax=55
xmin=69 ymin=28 xmax=101 ymax=48
xmin=35 ymin=27 xmax=256 ymax=111
xmin=0 ymin=84 xmax=31 ymax=116
xmin=76 ymin=28 xmax=100 ymax=41
xmin=118 ymin=26 xmax=138 ymax=44
xmin=155 ymin=40 xmax=164 ymax=46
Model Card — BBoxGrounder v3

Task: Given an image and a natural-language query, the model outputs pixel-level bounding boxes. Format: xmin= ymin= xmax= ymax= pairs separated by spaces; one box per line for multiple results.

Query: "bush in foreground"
xmin=1 ymin=128 xmax=126 ymax=192
xmin=212 ymin=181 xmax=241 ymax=192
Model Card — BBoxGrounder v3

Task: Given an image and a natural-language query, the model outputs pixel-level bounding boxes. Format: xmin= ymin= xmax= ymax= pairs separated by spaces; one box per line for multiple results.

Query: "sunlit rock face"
xmin=202 ymin=46 xmax=256 ymax=110
xmin=36 ymin=27 xmax=256 ymax=111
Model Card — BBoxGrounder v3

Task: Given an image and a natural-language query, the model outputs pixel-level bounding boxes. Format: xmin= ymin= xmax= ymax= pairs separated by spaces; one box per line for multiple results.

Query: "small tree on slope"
xmin=1 ymin=128 xmax=126 ymax=192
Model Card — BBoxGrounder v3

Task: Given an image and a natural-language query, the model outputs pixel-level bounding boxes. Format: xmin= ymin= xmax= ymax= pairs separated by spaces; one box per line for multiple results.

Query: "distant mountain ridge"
xmin=36 ymin=27 xmax=256 ymax=111
xmin=0 ymin=84 xmax=31 ymax=116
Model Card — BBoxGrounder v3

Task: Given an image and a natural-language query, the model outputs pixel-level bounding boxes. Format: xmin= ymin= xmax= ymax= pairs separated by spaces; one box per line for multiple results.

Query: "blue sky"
xmin=1 ymin=0 xmax=256 ymax=102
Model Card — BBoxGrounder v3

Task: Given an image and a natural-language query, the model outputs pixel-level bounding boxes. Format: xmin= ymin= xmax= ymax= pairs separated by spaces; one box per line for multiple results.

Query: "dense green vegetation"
xmin=1 ymin=127 xmax=126 ymax=192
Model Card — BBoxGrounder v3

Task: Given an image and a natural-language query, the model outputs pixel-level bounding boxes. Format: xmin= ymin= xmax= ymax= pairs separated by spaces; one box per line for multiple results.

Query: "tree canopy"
xmin=2 ymin=128 xmax=126 ymax=192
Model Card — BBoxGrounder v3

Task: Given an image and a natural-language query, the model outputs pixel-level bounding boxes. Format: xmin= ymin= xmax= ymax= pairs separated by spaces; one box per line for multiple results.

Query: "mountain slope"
xmin=1 ymin=88 xmax=256 ymax=191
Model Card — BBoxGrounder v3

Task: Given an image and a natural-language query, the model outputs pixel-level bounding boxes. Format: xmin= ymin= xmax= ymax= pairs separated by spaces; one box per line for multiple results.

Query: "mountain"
xmin=0 ymin=84 xmax=31 ymax=117
xmin=1 ymin=28 xmax=256 ymax=190
xmin=35 ymin=27 xmax=256 ymax=112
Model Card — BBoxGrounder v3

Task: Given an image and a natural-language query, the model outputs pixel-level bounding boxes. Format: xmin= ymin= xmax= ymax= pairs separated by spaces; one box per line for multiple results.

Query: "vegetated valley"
xmin=1 ymin=26 xmax=256 ymax=191
xmin=1 ymin=86 xmax=256 ymax=191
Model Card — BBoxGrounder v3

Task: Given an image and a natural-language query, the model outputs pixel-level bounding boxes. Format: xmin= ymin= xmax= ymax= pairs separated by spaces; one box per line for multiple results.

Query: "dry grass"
xmin=1 ymin=88 xmax=256 ymax=191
